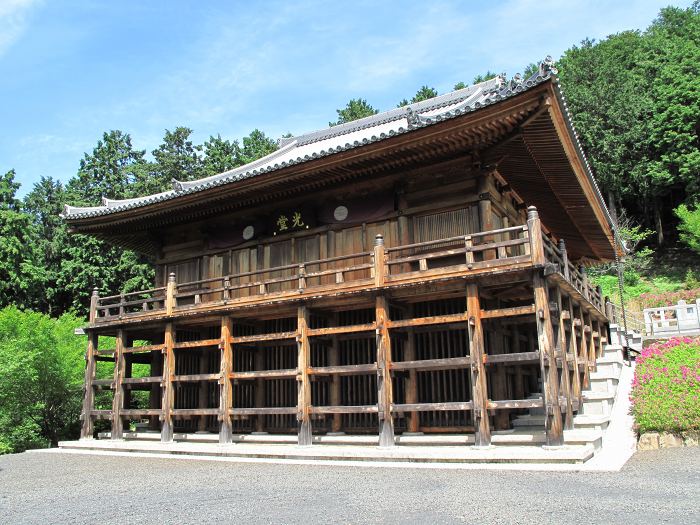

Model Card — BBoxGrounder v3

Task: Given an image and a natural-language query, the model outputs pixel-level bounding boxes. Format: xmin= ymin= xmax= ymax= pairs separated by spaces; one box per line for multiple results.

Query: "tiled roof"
xmin=62 ymin=57 xmax=609 ymax=226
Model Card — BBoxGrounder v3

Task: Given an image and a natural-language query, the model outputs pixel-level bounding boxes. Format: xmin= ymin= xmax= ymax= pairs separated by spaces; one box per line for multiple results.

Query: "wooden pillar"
xmin=533 ymin=273 xmax=564 ymax=446
xmin=478 ymin=173 xmax=496 ymax=260
xmin=554 ymin=287 xmax=574 ymax=430
xmin=466 ymin=282 xmax=491 ymax=446
xmin=490 ymin=322 xmax=510 ymax=430
xmin=148 ymin=349 xmax=162 ymax=431
xmin=80 ymin=331 xmax=98 ymax=439
xmin=578 ymin=305 xmax=591 ymax=390
xmin=254 ymin=346 xmax=266 ymax=432
xmin=198 ymin=347 xmax=209 ymax=432
xmin=511 ymin=325 xmax=525 ymax=401
xmin=161 ymin=322 xmax=175 ymax=443
xmin=80 ymin=288 xmax=99 ymax=439
xmin=297 ymin=306 xmax=312 ymax=446
xmin=375 ymin=295 xmax=395 ymax=447
xmin=111 ymin=329 xmax=126 ymax=439
xmin=123 ymin=339 xmax=133 ymax=413
xmin=567 ymin=299 xmax=582 ymax=408
xmin=329 ymin=314 xmax=342 ymax=433
xmin=219 ymin=316 xmax=233 ymax=444
xmin=403 ymin=306 xmax=419 ymax=433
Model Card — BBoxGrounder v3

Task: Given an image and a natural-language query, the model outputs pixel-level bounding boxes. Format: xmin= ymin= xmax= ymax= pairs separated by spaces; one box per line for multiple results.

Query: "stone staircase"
xmin=512 ymin=324 xmax=638 ymax=458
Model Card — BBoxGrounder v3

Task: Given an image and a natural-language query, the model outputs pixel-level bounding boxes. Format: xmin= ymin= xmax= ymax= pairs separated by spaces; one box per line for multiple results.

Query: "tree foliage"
xmin=330 ymin=98 xmax=378 ymax=126
xmin=675 ymin=204 xmax=700 ymax=254
xmin=397 ymin=85 xmax=438 ymax=107
xmin=0 ymin=307 xmax=85 ymax=453
xmin=558 ymin=4 xmax=700 ymax=243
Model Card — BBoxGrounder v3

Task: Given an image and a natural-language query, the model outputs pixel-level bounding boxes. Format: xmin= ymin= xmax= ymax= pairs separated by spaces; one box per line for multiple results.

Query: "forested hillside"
xmin=0 ymin=3 xmax=698 ymax=453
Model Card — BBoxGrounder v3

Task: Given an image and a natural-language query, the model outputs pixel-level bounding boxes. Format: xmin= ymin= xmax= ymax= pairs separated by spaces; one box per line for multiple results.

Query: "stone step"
xmin=573 ymin=414 xmax=610 ymax=431
xmin=581 ymin=391 xmax=615 ymax=416
xmin=589 ymin=375 xmax=619 ymax=393
xmin=59 ymin=439 xmax=596 ymax=464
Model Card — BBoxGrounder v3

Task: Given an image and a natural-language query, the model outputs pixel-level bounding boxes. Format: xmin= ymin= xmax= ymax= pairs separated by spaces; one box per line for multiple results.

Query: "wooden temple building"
xmin=63 ymin=59 xmax=617 ymax=449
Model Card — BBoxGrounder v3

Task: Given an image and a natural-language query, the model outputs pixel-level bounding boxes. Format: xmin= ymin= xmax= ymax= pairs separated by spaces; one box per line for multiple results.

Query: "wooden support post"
xmin=255 ymin=345 xmax=266 ymax=432
xmin=375 ymin=295 xmax=395 ymax=447
xmin=403 ymin=306 xmax=419 ymax=433
xmin=197 ymin=347 xmax=209 ymax=432
xmin=533 ymin=273 xmax=564 ymax=446
xmin=578 ymin=305 xmax=591 ymax=390
xmin=80 ymin=330 xmax=98 ymax=439
xmin=329 ymin=314 xmax=342 ymax=433
xmin=111 ymin=329 xmax=126 ymax=439
xmin=586 ymin=314 xmax=596 ymax=367
xmin=490 ymin=322 xmax=510 ymax=430
xmin=161 ymin=322 xmax=175 ymax=443
xmin=297 ymin=306 xmax=312 ymax=446
xmin=374 ymin=234 xmax=386 ymax=287
xmin=527 ymin=207 xmax=545 ymax=265
xmin=124 ymin=349 xmax=133 ymax=412
xmin=554 ymin=287 xmax=574 ymax=430
xmin=149 ymin=349 xmax=162 ymax=431
xmin=567 ymin=299 xmax=582 ymax=408
xmin=579 ymin=265 xmax=589 ymax=301
xmin=511 ymin=326 xmax=525 ymax=401
xmin=466 ymin=283 xmax=491 ymax=446
xmin=219 ymin=316 xmax=233 ymax=444
xmin=478 ymin=173 xmax=496 ymax=261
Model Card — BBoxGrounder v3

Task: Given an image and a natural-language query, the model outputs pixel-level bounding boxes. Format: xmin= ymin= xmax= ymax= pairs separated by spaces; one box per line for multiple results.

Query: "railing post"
xmin=579 ymin=265 xmax=589 ymax=300
xmin=119 ymin=293 xmax=125 ymax=318
xmin=526 ymin=206 xmax=545 ymax=265
xmin=223 ymin=277 xmax=231 ymax=303
xmin=464 ymin=235 xmax=474 ymax=268
xmin=605 ymin=296 xmax=613 ymax=321
xmin=298 ymin=263 xmax=306 ymax=291
xmin=558 ymin=239 xmax=569 ymax=280
xmin=374 ymin=234 xmax=386 ymax=287
xmin=89 ymin=287 xmax=99 ymax=324
xmin=596 ymin=285 xmax=603 ymax=311
xmin=166 ymin=272 xmax=176 ymax=315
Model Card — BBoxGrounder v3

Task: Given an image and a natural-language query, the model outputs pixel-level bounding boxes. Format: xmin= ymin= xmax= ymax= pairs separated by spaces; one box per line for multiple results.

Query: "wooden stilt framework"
xmin=79 ymin=207 xmax=609 ymax=447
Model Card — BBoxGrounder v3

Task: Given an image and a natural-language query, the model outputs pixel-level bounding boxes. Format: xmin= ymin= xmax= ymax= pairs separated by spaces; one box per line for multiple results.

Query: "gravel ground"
xmin=0 ymin=447 xmax=698 ymax=524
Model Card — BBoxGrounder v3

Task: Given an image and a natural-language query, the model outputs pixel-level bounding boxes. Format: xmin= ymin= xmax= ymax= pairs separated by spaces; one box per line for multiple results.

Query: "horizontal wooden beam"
xmin=307 ymin=323 xmax=376 ymax=337
xmin=485 ymin=351 xmax=539 ymax=364
xmin=392 ymin=356 xmax=471 ymax=372
xmin=122 ymin=344 xmax=164 ymax=354
xmin=121 ymin=376 xmax=162 ymax=385
xmin=230 ymin=369 xmax=297 ymax=380
xmin=487 ymin=399 xmax=543 ymax=409
xmin=308 ymin=363 xmax=376 ymax=376
xmin=173 ymin=339 xmax=220 ymax=349
xmin=172 ymin=373 xmax=220 ymax=382
xmin=481 ymin=304 xmax=535 ymax=319
xmin=230 ymin=407 xmax=297 ymax=416
xmin=392 ymin=401 xmax=473 ymax=412
xmin=310 ymin=405 xmax=379 ymax=414
xmin=172 ymin=408 xmax=220 ymax=417
xmin=388 ymin=312 xmax=468 ymax=329
xmin=231 ymin=332 xmax=297 ymax=344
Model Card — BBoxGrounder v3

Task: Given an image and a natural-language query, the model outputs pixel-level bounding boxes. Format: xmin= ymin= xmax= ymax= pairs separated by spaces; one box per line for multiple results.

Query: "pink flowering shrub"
xmin=638 ymin=288 xmax=700 ymax=309
xmin=631 ymin=337 xmax=700 ymax=433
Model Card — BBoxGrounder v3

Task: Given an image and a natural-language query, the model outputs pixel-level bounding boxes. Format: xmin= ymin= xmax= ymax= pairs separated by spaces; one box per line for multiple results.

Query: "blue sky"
xmin=1 ymin=0 xmax=690 ymax=195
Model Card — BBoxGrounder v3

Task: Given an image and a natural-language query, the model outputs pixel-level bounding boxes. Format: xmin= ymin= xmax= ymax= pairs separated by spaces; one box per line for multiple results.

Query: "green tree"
xmin=0 ymin=307 xmax=85 ymax=453
xmin=151 ymin=127 xmax=205 ymax=187
xmin=675 ymin=204 xmax=700 ymax=254
xmin=68 ymin=130 xmax=147 ymax=205
xmin=237 ymin=129 xmax=278 ymax=165
xmin=202 ymin=134 xmax=242 ymax=175
xmin=330 ymin=98 xmax=378 ymax=126
xmin=22 ymin=177 xmax=70 ymax=314
xmin=397 ymin=85 xmax=438 ymax=107
xmin=0 ymin=170 xmax=41 ymax=309
xmin=472 ymin=71 xmax=498 ymax=84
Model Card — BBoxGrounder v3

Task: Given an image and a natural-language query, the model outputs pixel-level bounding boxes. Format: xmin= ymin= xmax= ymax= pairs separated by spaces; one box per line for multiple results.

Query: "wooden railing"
xmin=91 ymin=207 xmax=606 ymax=323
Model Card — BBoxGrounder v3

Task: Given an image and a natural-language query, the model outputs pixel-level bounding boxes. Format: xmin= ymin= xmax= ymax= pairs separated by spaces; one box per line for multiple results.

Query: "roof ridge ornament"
xmin=405 ymin=107 xmax=420 ymax=129
xmin=172 ymin=179 xmax=184 ymax=192
xmin=539 ymin=55 xmax=558 ymax=76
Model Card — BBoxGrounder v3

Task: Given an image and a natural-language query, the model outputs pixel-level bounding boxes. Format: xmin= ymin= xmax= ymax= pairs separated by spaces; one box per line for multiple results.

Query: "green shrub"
xmin=631 ymin=337 xmax=700 ymax=433
xmin=675 ymin=204 xmax=700 ymax=255
xmin=0 ymin=306 xmax=86 ymax=453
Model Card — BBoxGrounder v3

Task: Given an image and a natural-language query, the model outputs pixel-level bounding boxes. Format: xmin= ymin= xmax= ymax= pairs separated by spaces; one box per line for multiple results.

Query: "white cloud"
xmin=0 ymin=0 xmax=40 ymax=57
